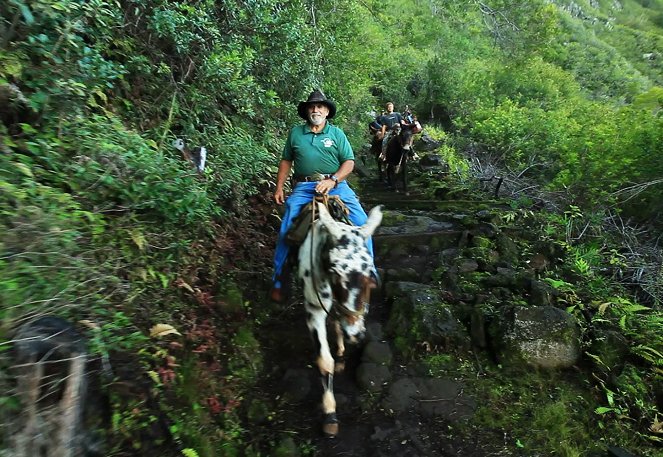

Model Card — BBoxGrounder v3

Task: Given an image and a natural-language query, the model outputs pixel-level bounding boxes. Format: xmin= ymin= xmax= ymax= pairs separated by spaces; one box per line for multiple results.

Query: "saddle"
xmin=285 ymin=195 xmax=351 ymax=246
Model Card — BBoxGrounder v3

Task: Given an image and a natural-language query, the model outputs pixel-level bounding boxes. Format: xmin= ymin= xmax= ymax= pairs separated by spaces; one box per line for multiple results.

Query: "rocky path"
xmin=246 ymin=165 xmax=505 ymax=456
xmin=242 ymin=149 xmax=650 ymax=457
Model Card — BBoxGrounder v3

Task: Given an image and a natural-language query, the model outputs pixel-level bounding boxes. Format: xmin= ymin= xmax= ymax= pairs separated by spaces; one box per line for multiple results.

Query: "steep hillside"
xmin=551 ymin=0 xmax=663 ymax=99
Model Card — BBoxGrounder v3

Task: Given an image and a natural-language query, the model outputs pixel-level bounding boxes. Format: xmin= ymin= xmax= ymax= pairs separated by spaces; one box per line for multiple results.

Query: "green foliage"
xmin=493 ymin=57 xmax=581 ymax=108
xmin=3 ymin=0 xmax=126 ymax=115
xmin=425 ymin=353 xmax=456 ymax=376
xmin=472 ymin=369 xmax=597 ymax=455
xmin=54 ymin=115 xmax=222 ymax=224
xmin=228 ymin=326 xmax=263 ymax=383
xmin=632 ymin=85 xmax=663 ymax=113
xmin=470 ymin=99 xmax=578 ymax=172
xmin=0 ymin=152 xmax=110 ymax=333
xmin=3 ymin=0 xmax=315 ymax=453
xmin=597 ymin=297 xmax=662 ymax=367
xmin=3 ymin=0 xmax=663 ymax=454
xmin=87 ymin=311 xmax=148 ymax=355
xmin=529 ymin=400 xmax=586 ymax=457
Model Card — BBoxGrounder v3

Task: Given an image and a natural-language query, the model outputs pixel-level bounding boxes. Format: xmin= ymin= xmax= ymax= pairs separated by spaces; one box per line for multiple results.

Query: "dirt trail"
xmin=245 ymin=170 xmax=502 ymax=457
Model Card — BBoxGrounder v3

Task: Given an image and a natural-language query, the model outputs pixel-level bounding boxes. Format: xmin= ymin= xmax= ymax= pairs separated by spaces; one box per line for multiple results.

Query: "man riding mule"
xmin=383 ymin=123 xmax=417 ymax=192
xmin=378 ymin=101 xmax=405 ymax=157
xmin=270 ymin=89 xmax=376 ymax=304
xmin=270 ymin=89 xmax=381 ymax=436
xmin=372 ymin=114 xmax=420 ymax=191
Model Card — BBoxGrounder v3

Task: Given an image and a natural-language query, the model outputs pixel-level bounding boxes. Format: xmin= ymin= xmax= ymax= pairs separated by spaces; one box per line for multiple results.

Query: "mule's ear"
xmin=359 ymin=205 xmax=382 ymax=239
xmin=317 ymin=202 xmax=344 ymax=239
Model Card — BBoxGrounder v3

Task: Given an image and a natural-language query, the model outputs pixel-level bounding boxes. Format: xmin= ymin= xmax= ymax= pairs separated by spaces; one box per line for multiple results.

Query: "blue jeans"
xmin=272 ymin=181 xmax=374 ymax=288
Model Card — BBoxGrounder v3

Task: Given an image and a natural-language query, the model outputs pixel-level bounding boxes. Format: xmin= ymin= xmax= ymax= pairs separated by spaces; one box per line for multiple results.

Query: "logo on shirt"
xmin=321 ymin=138 xmax=335 ymax=148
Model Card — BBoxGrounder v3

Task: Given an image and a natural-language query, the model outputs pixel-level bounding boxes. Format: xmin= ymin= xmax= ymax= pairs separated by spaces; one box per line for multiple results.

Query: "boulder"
xmin=281 ymin=368 xmax=311 ymax=402
xmin=489 ymin=305 xmax=581 ymax=369
xmin=495 ymin=233 xmax=520 ymax=266
xmin=529 ymin=279 xmax=557 ymax=307
xmin=386 ymin=267 xmax=421 ymax=283
xmin=456 ymin=258 xmax=479 ymax=273
xmin=362 ymin=341 xmax=393 ymax=365
xmin=415 ymin=133 xmax=441 ymax=151
xmin=386 ymin=282 xmax=470 ymax=352
xmin=419 ymin=153 xmax=447 ymax=169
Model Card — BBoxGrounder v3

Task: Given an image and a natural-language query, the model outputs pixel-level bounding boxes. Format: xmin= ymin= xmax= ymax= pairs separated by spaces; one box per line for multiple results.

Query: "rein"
xmin=309 ymin=196 xmax=365 ymax=320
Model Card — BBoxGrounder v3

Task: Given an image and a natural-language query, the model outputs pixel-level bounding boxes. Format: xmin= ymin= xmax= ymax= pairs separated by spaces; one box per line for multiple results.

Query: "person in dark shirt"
xmin=379 ymin=102 xmax=403 ymax=132
xmin=379 ymin=102 xmax=404 ymax=156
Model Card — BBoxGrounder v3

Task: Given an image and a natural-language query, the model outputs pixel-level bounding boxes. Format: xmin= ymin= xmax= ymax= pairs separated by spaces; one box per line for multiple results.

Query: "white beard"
xmin=309 ymin=113 xmax=325 ymax=126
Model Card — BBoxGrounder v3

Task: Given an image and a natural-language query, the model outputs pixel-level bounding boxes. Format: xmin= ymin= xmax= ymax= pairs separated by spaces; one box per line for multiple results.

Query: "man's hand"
xmin=274 ymin=187 xmax=285 ymax=205
xmin=274 ymin=160 xmax=292 ymax=205
xmin=315 ymin=179 xmax=336 ymax=195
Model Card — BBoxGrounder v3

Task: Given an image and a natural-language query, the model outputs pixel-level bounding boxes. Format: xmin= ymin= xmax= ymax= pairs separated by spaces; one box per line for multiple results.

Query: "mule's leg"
xmin=387 ymin=164 xmax=394 ymax=189
xmin=321 ymin=373 xmax=338 ymax=437
xmin=305 ymin=303 xmax=334 ymax=376
xmin=57 ymin=352 xmax=86 ymax=457
xmin=402 ymin=155 xmax=408 ymax=194
xmin=15 ymin=357 xmax=42 ymax=457
xmin=333 ymin=320 xmax=346 ymax=374
xmin=305 ymin=303 xmax=339 ymax=436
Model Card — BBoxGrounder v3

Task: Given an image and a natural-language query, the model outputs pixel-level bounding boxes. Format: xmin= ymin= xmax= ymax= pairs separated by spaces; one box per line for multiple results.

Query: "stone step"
xmin=358 ymin=186 xmax=426 ymax=200
xmin=375 ymin=254 xmax=439 ymax=285
xmin=377 ymin=212 xmax=456 ymax=234
xmin=363 ymin=198 xmax=496 ymax=212
xmin=373 ymin=229 xmax=462 ymax=258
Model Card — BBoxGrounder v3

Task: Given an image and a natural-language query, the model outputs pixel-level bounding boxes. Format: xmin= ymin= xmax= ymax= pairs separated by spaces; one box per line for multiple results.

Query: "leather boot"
xmin=269 ymin=286 xmax=286 ymax=304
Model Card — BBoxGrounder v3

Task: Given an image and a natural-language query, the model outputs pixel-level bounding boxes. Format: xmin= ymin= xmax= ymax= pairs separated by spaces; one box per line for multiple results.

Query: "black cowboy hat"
xmin=297 ymin=89 xmax=337 ymax=120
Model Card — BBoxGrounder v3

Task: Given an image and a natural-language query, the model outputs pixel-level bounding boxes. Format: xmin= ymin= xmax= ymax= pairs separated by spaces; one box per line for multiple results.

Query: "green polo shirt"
xmin=282 ymin=122 xmax=354 ymax=177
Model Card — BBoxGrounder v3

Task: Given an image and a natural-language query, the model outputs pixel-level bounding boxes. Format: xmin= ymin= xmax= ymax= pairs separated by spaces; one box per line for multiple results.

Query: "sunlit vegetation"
xmin=1 ymin=0 xmax=662 ymax=455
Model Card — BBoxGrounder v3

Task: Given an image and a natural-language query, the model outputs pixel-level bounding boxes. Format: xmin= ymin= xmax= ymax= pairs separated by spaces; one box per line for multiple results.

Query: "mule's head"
xmin=317 ymin=203 xmax=382 ymax=341
xmin=399 ymin=126 xmax=415 ymax=151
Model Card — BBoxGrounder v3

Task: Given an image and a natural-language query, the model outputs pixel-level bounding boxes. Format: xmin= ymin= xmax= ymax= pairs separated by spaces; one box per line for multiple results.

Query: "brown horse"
xmin=373 ymin=125 xmax=417 ymax=192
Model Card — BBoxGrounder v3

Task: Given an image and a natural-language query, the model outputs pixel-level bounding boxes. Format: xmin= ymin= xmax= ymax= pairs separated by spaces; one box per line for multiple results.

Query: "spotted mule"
xmin=298 ymin=202 xmax=382 ymax=437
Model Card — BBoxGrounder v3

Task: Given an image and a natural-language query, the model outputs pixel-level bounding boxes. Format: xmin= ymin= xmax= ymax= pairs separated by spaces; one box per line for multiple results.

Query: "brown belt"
xmin=293 ymin=174 xmax=333 ymax=183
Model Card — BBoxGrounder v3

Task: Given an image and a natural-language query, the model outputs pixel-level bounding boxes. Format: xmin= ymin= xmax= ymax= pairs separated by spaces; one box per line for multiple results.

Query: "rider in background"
xmin=379 ymin=102 xmax=405 ymax=156
xmin=379 ymin=102 xmax=404 ymax=133
xmin=401 ymin=104 xmax=423 ymax=158
xmin=403 ymin=105 xmax=414 ymax=124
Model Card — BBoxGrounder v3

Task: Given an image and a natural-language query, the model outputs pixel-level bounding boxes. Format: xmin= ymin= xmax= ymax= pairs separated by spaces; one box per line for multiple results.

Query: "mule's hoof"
xmin=322 ymin=413 xmax=339 ymax=438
